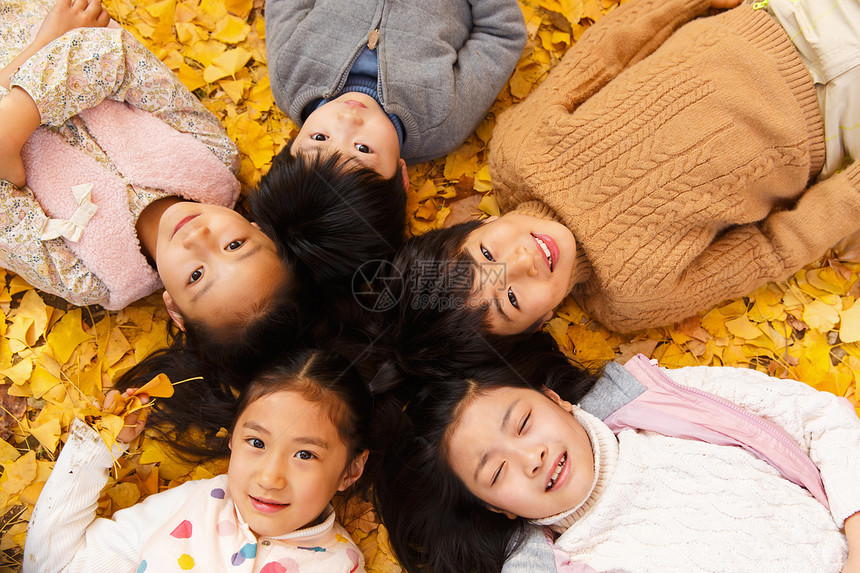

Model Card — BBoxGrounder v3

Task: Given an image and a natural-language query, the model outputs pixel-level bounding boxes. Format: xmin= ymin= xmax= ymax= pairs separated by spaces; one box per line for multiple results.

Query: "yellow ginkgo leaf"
xmin=841 ymin=301 xmax=860 ymax=343
xmin=46 ymin=309 xmax=92 ymax=363
xmin=136 ymin=373 xmax=174 ymax=399
xmin=213 ymin=14 xmax=250 ymax=43
xmin=29 ymin=418 xmax=61 ymax=453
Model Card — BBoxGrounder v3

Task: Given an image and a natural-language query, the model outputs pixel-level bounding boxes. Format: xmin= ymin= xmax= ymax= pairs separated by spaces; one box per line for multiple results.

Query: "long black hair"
xmin=372 ymin=332 xmax=601 ymax=573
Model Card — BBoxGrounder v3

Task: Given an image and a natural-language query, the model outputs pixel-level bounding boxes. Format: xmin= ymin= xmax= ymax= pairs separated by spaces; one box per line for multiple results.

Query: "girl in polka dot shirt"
xmin=23 ymin=349 xmax=369 ymax=573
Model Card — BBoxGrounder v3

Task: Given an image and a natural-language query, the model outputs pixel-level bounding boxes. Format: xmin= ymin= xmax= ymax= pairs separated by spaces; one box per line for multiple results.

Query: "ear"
xmin=398 ymin=158 xmax=410 ymax=192
xmin=162 ymin=291 xmax=186 ymax=331
xmin=338 ymin=449 xmax=369 ymax=491
xmin=542 ymin=387 xmax=575 ymax=414
xmin=486 ymin=505 xmax=518 ymax=520
xmin=482 ymin=215 xmax=499 ymax=224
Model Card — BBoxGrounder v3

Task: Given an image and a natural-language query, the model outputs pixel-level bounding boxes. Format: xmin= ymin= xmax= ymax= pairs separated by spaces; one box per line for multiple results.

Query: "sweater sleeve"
xmin=587 ymin=160 xmax=860 ymax=332
xmin=503 ymin=526 xmax=605 ymax=573
xmin=660 ymin=364 xmax=860 ymax=527
xmin=23 ymin=420 xmax=196 ymax=573
xmin=489 ymin=0 xmax=710 ymax=212
xmin=437 ymin=0 xmax=526 ymax=152
xmin=10 ymin=27 xmax=239 ymax=173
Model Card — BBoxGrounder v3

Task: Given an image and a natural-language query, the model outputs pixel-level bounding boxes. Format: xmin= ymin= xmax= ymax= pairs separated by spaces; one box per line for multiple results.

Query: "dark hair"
xmin=251 ymin=143 xmax=406 ymax=286
xmin=234 ymin=348 xmax=372 ymax=462
xmin=365 ymin=220 xmax=539 ymax=397
xmin=126 ymin=346 xmax=373 ymax=461
xmin=372 ymin=333 xmax=601 ymax=573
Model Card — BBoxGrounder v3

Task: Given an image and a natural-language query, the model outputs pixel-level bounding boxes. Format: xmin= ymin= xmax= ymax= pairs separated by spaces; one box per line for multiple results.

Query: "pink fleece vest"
xmin=20 ymin=99 xmax=239 ymax=310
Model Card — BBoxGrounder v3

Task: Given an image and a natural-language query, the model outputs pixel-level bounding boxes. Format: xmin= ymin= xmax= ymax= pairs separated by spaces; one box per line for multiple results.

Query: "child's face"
xmin=155 ymin=202 xmax=286 ymax=330
xmin=462 ymin=213 xmax=576 ymax=335
xmin=447 ymin=386 xmax=594 ymax=520
xmin=292 ymin=92 xmax=404 ymax=180
xmin=227 ymin=389 xmax=360 ymax=537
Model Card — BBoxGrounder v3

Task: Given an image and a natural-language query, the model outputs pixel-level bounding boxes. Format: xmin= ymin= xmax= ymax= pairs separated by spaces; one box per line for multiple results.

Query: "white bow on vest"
xmin=40 ymin=183 xmax=99 ymax=242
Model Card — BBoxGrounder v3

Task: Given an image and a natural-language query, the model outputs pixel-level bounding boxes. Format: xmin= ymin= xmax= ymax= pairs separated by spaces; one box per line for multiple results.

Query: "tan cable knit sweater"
xmin=489 ymin=0 xmax=860 ymax=332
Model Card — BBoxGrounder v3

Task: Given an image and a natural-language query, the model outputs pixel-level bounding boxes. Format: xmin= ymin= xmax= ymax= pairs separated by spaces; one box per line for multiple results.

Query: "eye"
xmin=189 ymin=268 xmax=203 ymax=284
xmin=355 ymin=143 xmax=371 ymax=153
xmin=518 ymin=413 xmax=530 ymax=435
xmin=508 ymin=288 xmax=519 ymax=309
xmin=295 ymin=450 xmax=315 ymax=461
xmin=480 ymin=245 xmax=495 ymax=262
xmin=491 ymin=461 xmax=505 ymax=485
xmin=247 ymin=438 xmax=265 ymax=449
xmin=311 ymin=133 xmax=327 ymax=141
xmin=226 ymin=239 xmax=244 ymax=251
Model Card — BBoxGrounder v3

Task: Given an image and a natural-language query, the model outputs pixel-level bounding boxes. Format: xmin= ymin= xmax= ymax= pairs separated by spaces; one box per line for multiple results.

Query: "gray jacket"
xmin=264 ymin=0 xmax=527 ymax=163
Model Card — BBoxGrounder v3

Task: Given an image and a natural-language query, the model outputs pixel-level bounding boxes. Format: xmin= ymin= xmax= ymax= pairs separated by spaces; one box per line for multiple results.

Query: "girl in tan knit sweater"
xmin=391 ymin=0 xmax=860 ymax=335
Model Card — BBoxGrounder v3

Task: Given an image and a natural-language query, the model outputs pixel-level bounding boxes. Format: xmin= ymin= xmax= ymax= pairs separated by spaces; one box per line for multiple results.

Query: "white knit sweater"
xmin=534 ymin=365 xmax=860 ymax=573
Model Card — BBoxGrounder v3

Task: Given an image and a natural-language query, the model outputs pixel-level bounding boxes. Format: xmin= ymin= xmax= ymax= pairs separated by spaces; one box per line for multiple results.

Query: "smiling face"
xmin=154 ymin=202 xmax=287 ymax=330
xmin=446 ymin=385 xmax=594 ymax=520
xmin=227 ymin=389 xmax=362 ymax=537
xmin=292 ymin=92 xmax=404 ymax=180
xmin=462 ymin=213 xmax=576 ymax=336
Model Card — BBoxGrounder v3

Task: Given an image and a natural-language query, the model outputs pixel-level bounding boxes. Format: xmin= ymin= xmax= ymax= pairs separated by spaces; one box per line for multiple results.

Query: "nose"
xmin=256 ymin=451 xmax=288 ymax=490
xmin=507 ymin=245 xmax=537 ymax=278
xmin=522 ymin=442 xmax=547 ymax=477
xmin=181 ymin=223 xmax=216 ymax=251
xmin=337 ymin=108 xmax=364 ymax=127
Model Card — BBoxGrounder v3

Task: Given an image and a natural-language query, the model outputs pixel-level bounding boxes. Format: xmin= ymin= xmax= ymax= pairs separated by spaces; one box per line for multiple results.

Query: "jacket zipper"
xmin=639 ymin=357 xmax=824 ymax=487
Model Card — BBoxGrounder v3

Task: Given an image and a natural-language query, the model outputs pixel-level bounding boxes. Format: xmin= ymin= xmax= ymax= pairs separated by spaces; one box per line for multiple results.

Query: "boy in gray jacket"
xmin=265 ymin=0 xmax=527 ymax=186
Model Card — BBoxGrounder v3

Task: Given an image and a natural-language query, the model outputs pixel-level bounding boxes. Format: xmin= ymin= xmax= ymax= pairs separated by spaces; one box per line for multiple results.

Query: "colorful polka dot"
xmin=260 ymin=563 xmax=286 ymax=573
xmin=170 ymin=520 xmax=193 ymax=539
xmin=347 ymin=547 xmax=360 ymax=572
xmin=216 ymin=520 xmax=236 ymax=536
xmin=336 ymin=534 xmax=349 ymax=544
xmin=136 ymin=561 xmax=147 ymax=573
xmin=298 ymin=545 xmax=325 ymax=552
xmin=231 ymin=543 xmax=257 ymax=566
xmin=178 ymin=554 xmax=195 ymax=570
xmin=210 ymin=488 xmax=225 ymax=499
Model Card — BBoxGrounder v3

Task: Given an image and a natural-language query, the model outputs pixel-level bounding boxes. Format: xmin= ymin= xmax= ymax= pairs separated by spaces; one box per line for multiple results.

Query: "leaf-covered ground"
xmin=2 ymin=0 xmax=860 ymax=570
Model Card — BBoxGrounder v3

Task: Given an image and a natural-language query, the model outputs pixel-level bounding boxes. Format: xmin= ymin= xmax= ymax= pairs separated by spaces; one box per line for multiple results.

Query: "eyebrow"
xmin=293 ymin=435 xmax=329 ymax=449
xmin=242 ymin=421 xmax=269 ymax=434
xmin=473 ymin=399 xmax=519 ymax=482
xmin=190 ymin=243 xmax=262 ymax=303
xmin=492 ymin=297 xmax=514 ymax=323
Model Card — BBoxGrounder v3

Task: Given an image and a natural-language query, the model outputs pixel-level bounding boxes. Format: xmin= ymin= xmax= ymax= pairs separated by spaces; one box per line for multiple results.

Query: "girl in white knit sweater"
xmin=373 ymin=336 xmax=860 ymax=573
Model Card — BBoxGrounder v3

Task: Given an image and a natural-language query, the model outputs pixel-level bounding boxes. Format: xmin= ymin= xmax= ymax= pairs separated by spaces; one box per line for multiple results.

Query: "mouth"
xmin=532 ymin=234 xmax=558 ymax=271
xmin=343 ymin=99 xmax=367 ymax=110
xmin=249 ymin=495 xmax=289 ymax=514
xmin=172 ymin=214 xmax=198 ymax=239
xmin=546 ymin=452 xmax=568 ymax=491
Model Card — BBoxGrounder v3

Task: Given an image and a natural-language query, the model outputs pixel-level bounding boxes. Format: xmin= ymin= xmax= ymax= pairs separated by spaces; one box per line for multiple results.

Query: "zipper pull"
xmin=368 ymin=29 xmax=379 ymax=50
xmin=751 ymin=0 xmax=769 ymax=9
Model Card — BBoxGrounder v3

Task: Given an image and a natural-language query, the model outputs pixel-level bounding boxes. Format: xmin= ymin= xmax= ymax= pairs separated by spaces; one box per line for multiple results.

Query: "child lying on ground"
xmin=24 ymin=349 xmax=370 ymax=573
xmin=390 ymin=0 xmax=860 ymax=338
xmin=265 ymin=0 xmax=528 ymax=185
xmin=1 ymin=0 xmax=406 ymax=370
xmin=373 ymin=333 xmax=860 ymax=573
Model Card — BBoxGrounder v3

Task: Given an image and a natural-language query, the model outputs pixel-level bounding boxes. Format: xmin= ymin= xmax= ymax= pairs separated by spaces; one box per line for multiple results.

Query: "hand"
xmin=710 ymin=0 xmax=744 ymax=8
xmin=103 ymin=388 xmax=149 ymax=443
